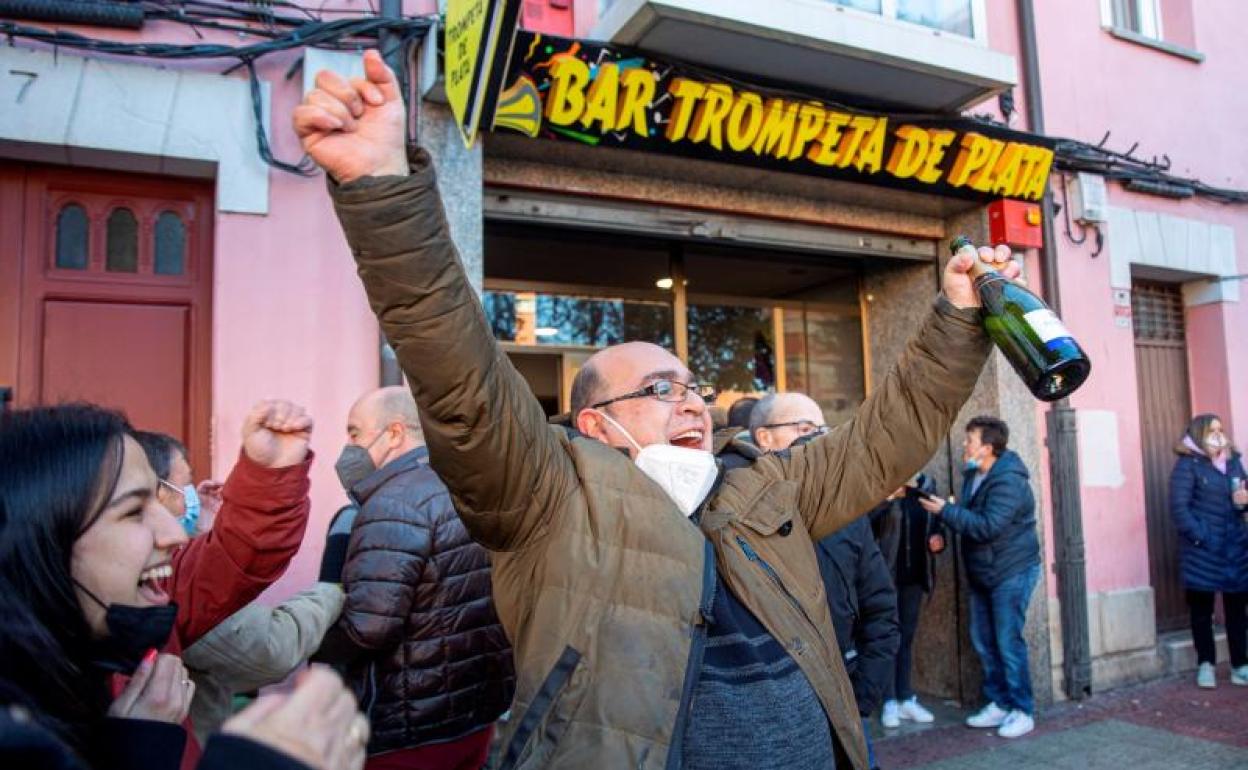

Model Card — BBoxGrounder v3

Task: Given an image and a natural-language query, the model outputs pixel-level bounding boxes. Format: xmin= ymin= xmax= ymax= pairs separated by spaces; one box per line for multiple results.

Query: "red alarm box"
xmin=988 ymin=199 xmax=1044 ymax=249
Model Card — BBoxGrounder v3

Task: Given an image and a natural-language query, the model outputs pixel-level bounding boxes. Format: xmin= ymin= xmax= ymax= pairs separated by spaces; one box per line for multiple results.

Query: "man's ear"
xmin=753 ymin=428 xmax=772 ymax=452
xmin=576 ymin=409 xmax=607 ymax=442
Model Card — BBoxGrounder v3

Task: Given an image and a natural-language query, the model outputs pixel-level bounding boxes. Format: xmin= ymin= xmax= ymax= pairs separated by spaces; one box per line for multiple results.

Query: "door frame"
xmin=7 ymin=161 xmax=214 ymax=475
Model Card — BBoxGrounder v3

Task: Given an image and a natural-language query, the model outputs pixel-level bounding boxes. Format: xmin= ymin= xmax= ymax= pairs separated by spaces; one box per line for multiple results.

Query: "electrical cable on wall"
xmin=1 ymin=3 xmax=1245 ymax=203
xmin=1 ymin=8 xmax=433 ymax=175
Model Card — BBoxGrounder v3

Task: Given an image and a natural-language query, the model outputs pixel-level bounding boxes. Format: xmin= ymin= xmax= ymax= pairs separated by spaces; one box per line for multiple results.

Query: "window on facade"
xmin=784 ymin=307 xmax=866 ymax=428
xmin=484 ymin=290 xmax=674 ymax=349
xmin=484 ymin=222 xmax=866 ymax=423
xmin=1111 ymin=0 xmax=1161 ymax=38
xmin=830 ymin=0 xmax=976 ymax=38
xmin=832 ymin=0 xmax=882 ymax=12
xmin=105 ymin=208 xmax=139 ymax=273
xmin=896 ymin=0 xmax=974 ymax=37
xmin=688 ymin=304 xmax=777 ymax=396
xmin=154 ymin=211 xmax=187 ymax=275
xmin=1107 ymin=0 xmax=1197 ymax=50
xmin=55 ymin=204 xmax=90 ymax=270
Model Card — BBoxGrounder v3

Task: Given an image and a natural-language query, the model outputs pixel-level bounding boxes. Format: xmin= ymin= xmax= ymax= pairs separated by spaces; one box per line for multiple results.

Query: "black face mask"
xmin=75 ymin=581 xmax=178 ymax=675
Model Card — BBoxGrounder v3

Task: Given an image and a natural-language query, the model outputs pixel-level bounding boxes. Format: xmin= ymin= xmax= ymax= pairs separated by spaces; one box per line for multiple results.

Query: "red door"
xmin=0 ymin=162 xmax=213 ymax=474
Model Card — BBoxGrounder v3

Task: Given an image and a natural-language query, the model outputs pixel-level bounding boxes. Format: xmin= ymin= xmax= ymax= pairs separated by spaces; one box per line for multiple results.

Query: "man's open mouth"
xmin=669 ymin=429 xmax=704 ymax=449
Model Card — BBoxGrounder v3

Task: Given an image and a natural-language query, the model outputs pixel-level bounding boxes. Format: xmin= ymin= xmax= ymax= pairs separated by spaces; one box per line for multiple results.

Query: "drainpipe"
xmin=378 ymin=0 xmax=406 ymax=387
xmin=1016 ymin=0 xmax=1092 ymax=701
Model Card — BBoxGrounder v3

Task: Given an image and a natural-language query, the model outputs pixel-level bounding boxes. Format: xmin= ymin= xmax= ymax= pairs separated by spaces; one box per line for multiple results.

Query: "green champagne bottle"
xmin=951 ymin=236 xmax=1091 ymax=401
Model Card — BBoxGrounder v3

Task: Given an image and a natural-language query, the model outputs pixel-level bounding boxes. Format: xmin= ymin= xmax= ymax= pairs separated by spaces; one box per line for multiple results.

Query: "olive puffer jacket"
xmin=1169 ymin=446 xmax=1248 ymax=593
xmin=336 ymin=447 xmax=515 ymax=754
xmin=329 ymin=151 xmax=989 ymax=770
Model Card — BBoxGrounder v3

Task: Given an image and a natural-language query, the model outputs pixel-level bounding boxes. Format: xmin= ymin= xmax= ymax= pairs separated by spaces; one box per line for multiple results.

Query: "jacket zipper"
xmin=665 ymin=538 xmax=716 ymax=770
xmin=736 ymin=535 xmax=816 ymax=629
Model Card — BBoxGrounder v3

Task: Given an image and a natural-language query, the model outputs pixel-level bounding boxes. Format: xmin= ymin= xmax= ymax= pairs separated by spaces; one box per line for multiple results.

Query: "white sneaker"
xmin=965 ymin=701 xmax=1008 ymax=729
xmin=881 ymin=699 xmax=901 ymax=729
xmin=898 ymin=696 xmax=935 ymax=723
xmin=1231 ymin=665 xmax=1248 ymax=686
xmin=997 ymin=710 xmax=1035 ymax=739
xmin=1197 ymin=662 xmax=1217 ymax=689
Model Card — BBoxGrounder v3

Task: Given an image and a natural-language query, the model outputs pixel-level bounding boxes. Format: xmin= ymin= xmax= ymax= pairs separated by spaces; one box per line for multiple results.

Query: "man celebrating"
xmin=920 ymin=416 xmax=1041 ymax=739
xmin=294 ymin=50 xmax=1019 ymax=770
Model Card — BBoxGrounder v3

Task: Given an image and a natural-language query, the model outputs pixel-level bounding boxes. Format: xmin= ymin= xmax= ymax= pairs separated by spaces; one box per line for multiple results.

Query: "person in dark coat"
xmin=813 ymin=520 xmax=900 ymax=729
xmin=751 ymin=392 xmax=899 ymax=770
xmin=921 ymin=416 xmax=1040 ymax=740
xmin=870 ymin=474 xmax=945 ymax=728
xmin=318 ymin=386 xmax=515 ymax=770
xmin=1168 ymin=413 xmax=1248 ymax=688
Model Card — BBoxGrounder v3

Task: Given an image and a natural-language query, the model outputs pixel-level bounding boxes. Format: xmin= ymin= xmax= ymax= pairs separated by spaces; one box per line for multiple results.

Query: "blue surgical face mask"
xmin=179 ymin=484 xmax=201 ymax=535
xmin=964 ymin=458 xmax=980 ymax=472
xmin=161 ymin=479 xmax=201 ymax=535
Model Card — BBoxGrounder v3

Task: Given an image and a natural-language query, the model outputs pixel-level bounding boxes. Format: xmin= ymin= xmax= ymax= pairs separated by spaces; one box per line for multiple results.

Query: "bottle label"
xmin=1024 ymin=308 xmax=1073 ymax=344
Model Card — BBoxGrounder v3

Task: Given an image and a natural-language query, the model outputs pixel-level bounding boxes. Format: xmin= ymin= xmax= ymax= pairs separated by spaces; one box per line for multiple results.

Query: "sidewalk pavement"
xmin=872 ymin=664 xmax=1248 ymax=769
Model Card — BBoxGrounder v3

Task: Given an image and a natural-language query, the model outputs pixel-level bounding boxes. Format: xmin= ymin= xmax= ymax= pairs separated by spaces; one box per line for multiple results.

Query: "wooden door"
xmin=1132 ymin=281 xmax=1191 ymax=632
xmin=2 ymin=162 xmax=213 ymax=475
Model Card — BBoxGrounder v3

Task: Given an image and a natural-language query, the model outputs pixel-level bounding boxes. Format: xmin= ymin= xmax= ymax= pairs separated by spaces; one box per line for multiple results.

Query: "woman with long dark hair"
xmin=1169 ymin=413 xmax=1248 ymax=689
xmin=0 ymin=404 xmax=369 ymax=770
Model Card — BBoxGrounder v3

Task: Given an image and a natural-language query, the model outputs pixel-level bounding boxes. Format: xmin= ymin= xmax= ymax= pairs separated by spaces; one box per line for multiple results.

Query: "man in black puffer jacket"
xmin=920 ymin=416 xmax=1039 ymax=741
xmin=317 ymin=387 xmax=514 ymax=770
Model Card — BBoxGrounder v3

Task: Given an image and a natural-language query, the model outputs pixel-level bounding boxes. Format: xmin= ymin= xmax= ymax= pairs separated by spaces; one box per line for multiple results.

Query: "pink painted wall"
xmin=1027 ymin=0 xmax=1248 ymax=598
xmin=40 ymin=3 xmax=439 ymax=602
xmin=211 ymin=55 xmax=379 ymax=604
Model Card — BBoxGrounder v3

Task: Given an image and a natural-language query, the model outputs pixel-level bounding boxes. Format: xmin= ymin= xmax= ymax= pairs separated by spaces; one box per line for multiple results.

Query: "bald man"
xmin=322 ymin=386 xmax=514 ymax=770
xmin=298 ymin=51 xmax=1014 ymax=770
xmin=749 ymin=392 xmax=831 ymax=452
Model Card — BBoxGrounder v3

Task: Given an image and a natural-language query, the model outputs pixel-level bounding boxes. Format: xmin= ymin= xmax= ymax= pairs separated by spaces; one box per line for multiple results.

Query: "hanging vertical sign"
xmin=445 ymin=0 xmax=522 ymax=148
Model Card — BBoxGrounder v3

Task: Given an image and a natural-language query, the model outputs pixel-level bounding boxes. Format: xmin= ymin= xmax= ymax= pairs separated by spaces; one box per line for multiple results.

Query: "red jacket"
xmin=172 ymin=450 xmax=313 ymax=646
xmin=114 ymin=450 xmax=312 ymax=769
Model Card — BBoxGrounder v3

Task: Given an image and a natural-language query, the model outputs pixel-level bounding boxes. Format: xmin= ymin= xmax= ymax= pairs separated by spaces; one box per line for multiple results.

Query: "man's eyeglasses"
xmin=591 ymin=379 xmax=717 ymax=409
xmin=761 ymin=420 xmax=829 ymax=437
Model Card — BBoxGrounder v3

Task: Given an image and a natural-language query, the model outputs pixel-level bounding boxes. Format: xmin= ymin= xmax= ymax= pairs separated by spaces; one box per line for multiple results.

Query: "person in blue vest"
xmin=919 ymin=416 xmax=1040 ymax=740
xmin=1169 ymin=413 xmax=1248 ymax=689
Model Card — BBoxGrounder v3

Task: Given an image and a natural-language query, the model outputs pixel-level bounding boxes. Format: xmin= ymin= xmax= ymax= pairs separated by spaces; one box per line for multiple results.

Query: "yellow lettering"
xmin=787 ymin=103 xmax=827 ymax=161
xmin=947 ymin=133 xmax=995 ymax=187
xmin=855 ymin=117 xmax=886 ymax=173
xmin=617 ymin=68 xmax=656 ymax=138
xmin=918 ymin=129 xmax=955 ymax=184
xmin=665 ymin=78 xmax=706 ymax=143
xmin=752 ymin=98 xmax=799 ymax=158
xmin=969 ymin=139 xmax=1007 ymax=192
xmin=990 ymin=143 xmax=1025 ymax=197
xmin=807 ymin=112 xmax=852 ymax=166
xmin=689 ymin=83 xmax=735 ymax=150
xmin=835 ymin=116 xmax=876 ymax=169
xmin=726 ymin=91 xmax=764 ymax=152
xmin=580 ymin=63 xmax=621 ymax=132
xmin=886 ymin=125 xmax=929 ymax=179
xmin=545 ymin=56 xmax=590 ymax=126
xmin=1019 ymin=147 xmax=1055 ymax=200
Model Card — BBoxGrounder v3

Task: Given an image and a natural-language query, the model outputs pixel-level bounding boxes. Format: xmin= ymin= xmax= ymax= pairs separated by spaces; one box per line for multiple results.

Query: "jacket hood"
xmin=1174 ymin=434 xmax=1241 ymax=460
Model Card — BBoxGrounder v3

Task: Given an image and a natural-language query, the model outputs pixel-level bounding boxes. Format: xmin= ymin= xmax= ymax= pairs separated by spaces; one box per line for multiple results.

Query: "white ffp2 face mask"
xmin=594 ymin=411 xmax=718 ymax=517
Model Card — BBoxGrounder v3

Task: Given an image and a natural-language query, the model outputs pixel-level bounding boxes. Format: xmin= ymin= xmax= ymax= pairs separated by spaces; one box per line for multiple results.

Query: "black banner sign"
xmin=489 ymin=32 xmax=1054 ymax=203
